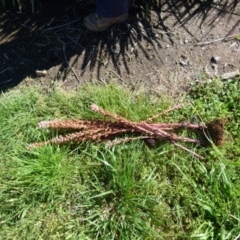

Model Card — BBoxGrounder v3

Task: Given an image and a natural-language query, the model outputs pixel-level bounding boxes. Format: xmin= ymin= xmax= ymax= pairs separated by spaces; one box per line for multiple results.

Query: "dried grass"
xmin=30 ymin=104 xmax=225 ymax=160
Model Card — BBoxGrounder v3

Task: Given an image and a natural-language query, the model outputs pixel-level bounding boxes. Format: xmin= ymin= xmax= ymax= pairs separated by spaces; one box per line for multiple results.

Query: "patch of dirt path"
xmin=0 ymin=0 xmax=239 ymax=95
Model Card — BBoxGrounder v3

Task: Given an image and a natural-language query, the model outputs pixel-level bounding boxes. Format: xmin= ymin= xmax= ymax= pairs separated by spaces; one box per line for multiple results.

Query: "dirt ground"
xmin=0 ymin=0 xmax=239 ymax=96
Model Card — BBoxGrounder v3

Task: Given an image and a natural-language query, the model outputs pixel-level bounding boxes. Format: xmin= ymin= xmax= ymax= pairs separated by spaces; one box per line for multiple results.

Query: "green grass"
xmin=0 ymin=81 xmax=240 ymax=239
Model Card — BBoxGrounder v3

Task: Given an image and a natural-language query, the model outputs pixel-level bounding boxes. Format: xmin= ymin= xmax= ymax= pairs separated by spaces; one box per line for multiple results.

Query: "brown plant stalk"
xmin=30 ymin=104 xmax=225 ymax=160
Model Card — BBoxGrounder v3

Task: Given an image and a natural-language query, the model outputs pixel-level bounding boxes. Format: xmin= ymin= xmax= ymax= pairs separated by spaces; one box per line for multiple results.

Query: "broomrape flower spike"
xmin=30 ymin=104 xmax=225 ymax=160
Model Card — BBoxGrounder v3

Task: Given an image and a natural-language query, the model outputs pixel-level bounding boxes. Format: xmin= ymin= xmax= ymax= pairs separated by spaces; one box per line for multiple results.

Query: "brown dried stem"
xmin=30 ymin=104 xmax=225 ymax=160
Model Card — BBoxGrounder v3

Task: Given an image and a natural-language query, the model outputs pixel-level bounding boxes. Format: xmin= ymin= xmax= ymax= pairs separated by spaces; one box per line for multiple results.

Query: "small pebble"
xmin=36 ymin=70 xmax=47 ymax=77
xmin=211 ymin=56 xmax=221 ymax=64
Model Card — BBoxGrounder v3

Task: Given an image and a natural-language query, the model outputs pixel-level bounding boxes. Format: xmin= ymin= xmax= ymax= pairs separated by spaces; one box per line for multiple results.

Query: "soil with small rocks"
xmin=0 ymin=0 xmax=239 ymax=96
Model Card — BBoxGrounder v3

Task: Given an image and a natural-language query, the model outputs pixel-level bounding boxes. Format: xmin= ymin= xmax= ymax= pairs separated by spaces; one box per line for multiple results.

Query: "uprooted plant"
xmin=30 ymin=104 xmax=225 ymax=160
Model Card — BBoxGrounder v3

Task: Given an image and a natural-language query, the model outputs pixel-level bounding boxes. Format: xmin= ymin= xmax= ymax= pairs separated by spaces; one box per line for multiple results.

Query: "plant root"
xmin=196 ymin=119 xmax=225 ymax=146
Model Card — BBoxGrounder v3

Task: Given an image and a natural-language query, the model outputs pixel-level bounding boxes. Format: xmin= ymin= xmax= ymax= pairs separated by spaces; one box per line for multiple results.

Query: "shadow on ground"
xmin=0 ymin=0 xmax=239 ymax=92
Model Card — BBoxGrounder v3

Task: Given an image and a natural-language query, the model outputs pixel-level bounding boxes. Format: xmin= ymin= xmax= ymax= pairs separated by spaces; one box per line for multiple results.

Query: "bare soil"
xmin=0 ymin=0 xmax=239 ymax=96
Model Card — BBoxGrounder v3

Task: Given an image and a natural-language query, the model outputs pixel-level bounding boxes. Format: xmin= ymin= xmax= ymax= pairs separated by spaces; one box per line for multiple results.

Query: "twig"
xmin=63 ymin=45 xmax=80 ymax=83
xmin=91 ymin=104 xmax=131 ymax=123
xmin=173 ymin=142 xmax=204 ymax=160
xmin=43 ymin=19 xmax=80 ymax=32
xmin=19 ymin=23 xmax=32 ymax=30
xmin=196 ymin=33 xmax=240 ymax=46
xmin=0 ymin=67 xmax=10 ymax=75
xmin=143 ymin=122 xmax=206 ymax=130
xmin=67 ymin=36 xmax=84 ymax=49
xmin=138 ymin=122 xmax=199 ymax=143
xmin=90 ymin=104 xmax=199 ymax=143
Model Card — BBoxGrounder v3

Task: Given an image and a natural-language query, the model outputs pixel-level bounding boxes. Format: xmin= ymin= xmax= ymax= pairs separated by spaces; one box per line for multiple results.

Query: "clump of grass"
xmin=80 ymin=146 xmax=160 ymax=239
xmin=0 ymin=82 xmax=240 ymax=239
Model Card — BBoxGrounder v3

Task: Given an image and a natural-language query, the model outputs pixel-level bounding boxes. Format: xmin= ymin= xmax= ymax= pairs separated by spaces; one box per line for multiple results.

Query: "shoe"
xmin=88 ymin=0 xmax=135 ymax=9
xmin=84 ymin=12 xmax=128 ymax=32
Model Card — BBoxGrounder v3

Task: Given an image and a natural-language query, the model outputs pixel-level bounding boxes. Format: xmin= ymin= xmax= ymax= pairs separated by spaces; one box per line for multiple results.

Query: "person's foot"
xmin=84 ymin=12 xmax=128 ymax=32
